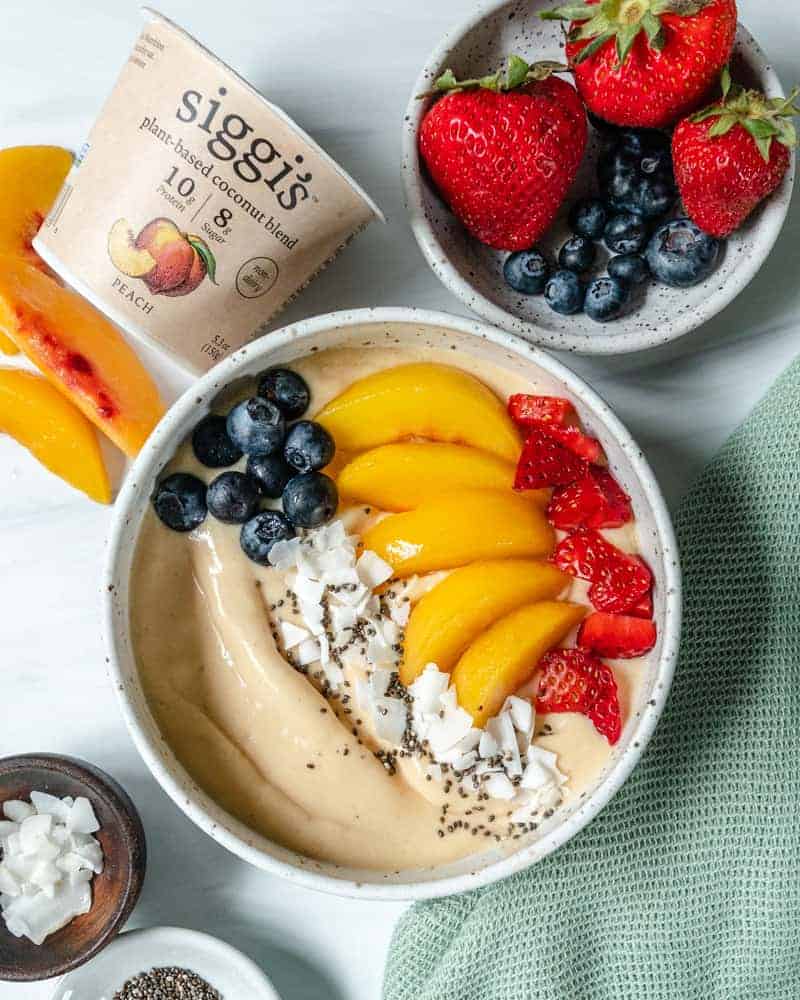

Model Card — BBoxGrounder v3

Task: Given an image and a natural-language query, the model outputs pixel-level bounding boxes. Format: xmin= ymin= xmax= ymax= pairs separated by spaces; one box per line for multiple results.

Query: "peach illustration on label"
xmin=108 ymin=216 xmax=216 ymax=297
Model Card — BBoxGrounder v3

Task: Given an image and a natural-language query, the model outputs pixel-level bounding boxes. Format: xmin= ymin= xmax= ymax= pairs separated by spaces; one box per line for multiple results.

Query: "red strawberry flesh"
xmin=578 ymin=612 xmax=657 ymax=659
xmin=508 ymin=394 xmax=575 ymax=427
xmin=547 ymin=466 xmax=632 ymax=530
xmin=539 ymin=423 xmax=604 ymax=464
xmin=514 ymin=426 xmax=589 ymax=490
xmin=553 ymin=528 xmax=652 ymax=613
xmin=536 ymin=648 xmax=622 ymax=744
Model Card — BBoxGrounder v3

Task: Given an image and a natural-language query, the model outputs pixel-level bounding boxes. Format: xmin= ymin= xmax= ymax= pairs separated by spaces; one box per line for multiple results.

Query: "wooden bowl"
xmin=0 ymin=754 xmax=146 ymax=981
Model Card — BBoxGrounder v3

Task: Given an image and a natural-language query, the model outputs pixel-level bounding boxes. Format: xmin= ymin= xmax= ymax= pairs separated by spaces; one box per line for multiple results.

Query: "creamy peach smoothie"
xmin=131 ymin=346 xmax=649 ymax=871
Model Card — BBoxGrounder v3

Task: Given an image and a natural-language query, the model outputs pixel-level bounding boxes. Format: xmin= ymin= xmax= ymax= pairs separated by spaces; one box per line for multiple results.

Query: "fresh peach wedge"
xmin=400 ymin=559 xmax=568 ymax=687
xmin=0 ymin=369 xmax=110 ymax=503
xmin=0 ymin=145 xmax=73 ymax=354
xmin=315 ymin=363 xmax=521 ymax=463
xmin=0 ymin=256 xmax=164 ymax=457
xmin=452 ymin=600 xmax=586 ymax=727
xmin=338 ymin=442 xmax=548 ymax=512
xmin=361 ymin=488 xmax=553 ymax=577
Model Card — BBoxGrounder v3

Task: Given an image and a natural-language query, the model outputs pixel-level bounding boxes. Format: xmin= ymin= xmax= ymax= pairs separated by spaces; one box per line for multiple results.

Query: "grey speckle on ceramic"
xmin=401 ymin=1 xmax=795 ymax=355
xmin=103 ymin=308 xmax=682 ymax=901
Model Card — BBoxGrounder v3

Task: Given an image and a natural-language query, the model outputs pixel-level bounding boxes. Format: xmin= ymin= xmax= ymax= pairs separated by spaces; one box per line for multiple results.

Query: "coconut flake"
xmin=356 ymin=550 xmax=393 ymax=589
xmin=0 ymin=792 xmax=102 ymax=946
xmin=279 ymin=621 xmax=310 ymax=650
xmin=373 ymin=698 xmax=407 ymax=744
xmin=3 ymin=801 xmax=34 ymax=823
xmin=66 ymin=798 xmax=99 ymax=836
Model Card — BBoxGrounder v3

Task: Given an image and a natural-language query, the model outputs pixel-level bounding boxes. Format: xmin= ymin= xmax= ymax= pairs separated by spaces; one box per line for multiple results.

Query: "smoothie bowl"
xmin=104 ymin=308 xmax=680 ymax=899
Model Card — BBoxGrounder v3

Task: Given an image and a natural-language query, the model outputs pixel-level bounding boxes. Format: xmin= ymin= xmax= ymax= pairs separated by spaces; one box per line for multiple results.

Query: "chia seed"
xmin=112 ymin=967 xmax=221 ymax=1000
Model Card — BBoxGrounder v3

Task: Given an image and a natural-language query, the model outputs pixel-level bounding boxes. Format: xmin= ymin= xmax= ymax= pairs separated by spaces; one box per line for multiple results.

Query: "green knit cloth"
xmin=384 ymin=358 xmax=800 ymax=1000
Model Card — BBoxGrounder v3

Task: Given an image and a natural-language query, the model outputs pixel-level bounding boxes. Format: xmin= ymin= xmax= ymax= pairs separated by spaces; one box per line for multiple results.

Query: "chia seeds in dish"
xmin=112 ymin=966 xmax=221 ymax=1000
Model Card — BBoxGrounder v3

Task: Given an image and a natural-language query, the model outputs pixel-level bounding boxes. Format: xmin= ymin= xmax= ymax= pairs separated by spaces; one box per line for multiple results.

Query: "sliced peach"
xmin=0 ymin=145 xmax=72 ymax=272
xmin=0 ymin=145 xmax=73 ymax=355
xmin=314 ymin=363 xmax=521 ymax=463
xmin=0 ymin=368 xmax=110 ymax=503
xmin=337 ymin=442 xmax=548 ymax=511
xmin=400 ymin=559 xmax=568 ymax=686
xmin=452 ymin=600 xmax=586 ymax=726
xmin=0 ymin=256 xmax=164 ymax=457
xmin=108 ymin=219 xmax=156 ymax=278
xmin=0 ymin=329 xmax=18 ymax=356
xmin=361 ymin=488 xmax=553 ymax=577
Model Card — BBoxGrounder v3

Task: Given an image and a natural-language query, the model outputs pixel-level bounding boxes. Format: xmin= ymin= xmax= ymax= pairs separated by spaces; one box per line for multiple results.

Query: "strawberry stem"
xmin=418 ymin=56 xmax=568 ymax=99
xmin=689 ymin=68 xmax=800 ymax=162
xmin=541 ymin=0 xmax=709 ymax=67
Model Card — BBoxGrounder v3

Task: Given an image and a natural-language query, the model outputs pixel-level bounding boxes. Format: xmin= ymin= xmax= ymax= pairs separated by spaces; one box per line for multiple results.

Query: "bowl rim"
xmin=51 ymin=925 xmax=282 ymax=999
xmin=401 ymin=4 xmax=795 ymax=355
xmin=0 ymin=753 xmax=146 ymax=981
xmin=103 ymin=306 xmax=682 ymax=900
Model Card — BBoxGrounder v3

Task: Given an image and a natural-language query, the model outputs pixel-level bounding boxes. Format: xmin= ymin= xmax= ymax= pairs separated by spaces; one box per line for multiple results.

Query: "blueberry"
xmin=191 ymin=414 xmax=242 ymax=468
xmin=558 ymin=235 xmax=596 ymax=273
xmin=608 ymin=253 xmax=649 ymax=285
xmin=246 ymin=453 xmax=294 ymax=499
xmin=257 ymin=368 xmax=310 ymax=420
xmin=503 ymin=249 xmax=549 ymax=295
xmin=206 ymin=471 xmax=260 ymax=524
xmin=544 ymin=270 xmax=585 ymax=315
xmin=640 ymin=149 xmax=673 ymax=176
xmin=619 ymin=129 xmax=670 ymax=157
xmin=283 ymin=472 xmax=338 ymax=528
xmin=226 ymin=397 xmax=285 ymax=456
xmin=584 ymin=276 xmax=630 ymax=323
xmin=604 ymin=213 xmax=648 ymax=254
xmin=283 ymin=420 xmax=335 ymax=474
xmin=152 ymin=473 xmax=207 ymax=532
xmin=646 ymin=218 xmax=722 ymax=288
xmin=598 ymin=148 xmax=638 ymax=185
xmin=240 ymin=511 xmax=296 ymax=565
xmin=568 ymin=199 xmax=608 ymax=240
xmin=637 ymin=176 xmax=676 ymax=219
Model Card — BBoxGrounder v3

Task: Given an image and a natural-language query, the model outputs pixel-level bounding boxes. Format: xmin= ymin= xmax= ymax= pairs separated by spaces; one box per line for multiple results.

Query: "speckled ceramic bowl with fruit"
xmin=104 ymin=307 xmax=681 ymax=900
xmin=402 ymin=1 xmax=795 ymax=355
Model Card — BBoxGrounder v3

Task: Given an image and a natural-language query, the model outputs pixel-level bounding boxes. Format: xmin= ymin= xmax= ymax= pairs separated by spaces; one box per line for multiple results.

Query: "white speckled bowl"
xmin=104 ymin=308 xmax=681 ymax=900
xmin=402 ymin=2 xmax=795 ymax=354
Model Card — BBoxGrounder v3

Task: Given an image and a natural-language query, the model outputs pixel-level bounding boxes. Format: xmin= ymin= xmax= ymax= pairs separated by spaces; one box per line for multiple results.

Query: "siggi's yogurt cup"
xmin=34 ymin=8 xmax=383 ymax=374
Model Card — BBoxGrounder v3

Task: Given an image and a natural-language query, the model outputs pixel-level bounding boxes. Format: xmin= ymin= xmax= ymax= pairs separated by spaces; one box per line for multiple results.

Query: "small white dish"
xmin=103 ymin=307 xmax=681 ymax=900
xmin=402 ymin=0 xmax=795 ymax=355
xmin=52 ymin=926 xmax=281 ymax=1000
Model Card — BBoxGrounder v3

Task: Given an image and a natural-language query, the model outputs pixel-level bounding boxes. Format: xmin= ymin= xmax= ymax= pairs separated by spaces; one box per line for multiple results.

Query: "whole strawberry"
xmin=542 ymin=0 xmax=737 ymax=129
xmin=418 ymin=57 xmax=587 ymax=250
xmin=673 ymin=69 xmax=799 ymax=237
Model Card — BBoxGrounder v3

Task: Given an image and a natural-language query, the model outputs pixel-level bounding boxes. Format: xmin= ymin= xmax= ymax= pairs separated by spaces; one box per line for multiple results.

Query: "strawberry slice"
xmin=553 ymin=528 xmax=652 ymax=613
xmin=628 ymin=588 xmax=654 ymax=619
xmin=508 ymin=394 xmax=575 ymax=427
xmin=541 ymin=424 xmax=604 ymax=464
xmin=547 ymin=466 xmax=632 ymax=530
xmin=514 ymin=426 xmax=588 ymax=490
xmin=536 ymin=648 xmax=621 ymax=744
xmin=547 ymin=472 xmax=606 ymax=530
xmin=578 ymin=612 xmax=657 ymax=659
xmin=589 ymin=468 xmax=632 ymax=527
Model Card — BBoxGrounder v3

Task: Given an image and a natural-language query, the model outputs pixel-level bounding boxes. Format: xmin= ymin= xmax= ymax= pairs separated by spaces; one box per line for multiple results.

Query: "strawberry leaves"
xmin=689 ymin=68 xmax=800 ymax=162
xmin=424 ymin=55 xmax=567 ymax=97
xmin=542 ymin=0 xmax=709 ymax=66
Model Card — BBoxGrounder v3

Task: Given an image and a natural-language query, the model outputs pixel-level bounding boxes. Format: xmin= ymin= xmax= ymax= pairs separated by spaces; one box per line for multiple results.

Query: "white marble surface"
xmin=0 ymin=1 xmax=797 ymax=998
